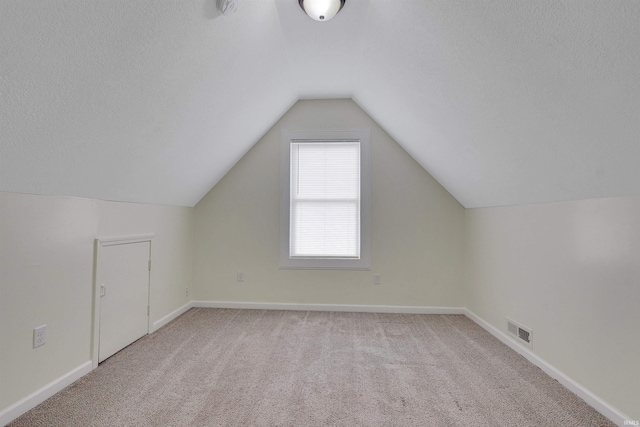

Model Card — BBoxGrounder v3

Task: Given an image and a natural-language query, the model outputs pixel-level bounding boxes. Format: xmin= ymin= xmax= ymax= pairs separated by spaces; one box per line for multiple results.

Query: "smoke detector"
xmin=217 ymin=0 xmax=239 ymax=16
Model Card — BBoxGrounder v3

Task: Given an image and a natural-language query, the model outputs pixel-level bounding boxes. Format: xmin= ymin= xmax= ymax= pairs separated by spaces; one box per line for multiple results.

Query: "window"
xmin=280 ymin=130 xmax=371 ymax=269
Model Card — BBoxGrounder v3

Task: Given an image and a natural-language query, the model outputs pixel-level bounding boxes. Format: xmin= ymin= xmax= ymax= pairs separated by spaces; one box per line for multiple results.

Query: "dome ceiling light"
xmin=298 ymin=0 xmax=345 ymax=22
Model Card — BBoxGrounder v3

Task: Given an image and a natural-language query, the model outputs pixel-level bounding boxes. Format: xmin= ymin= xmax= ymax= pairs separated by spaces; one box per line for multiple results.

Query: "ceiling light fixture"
xmin=298 ymin=0 xmax=345 ymax=22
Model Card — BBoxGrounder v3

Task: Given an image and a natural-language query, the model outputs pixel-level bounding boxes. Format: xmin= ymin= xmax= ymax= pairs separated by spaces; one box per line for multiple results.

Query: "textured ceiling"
xmin=1 ymin=0 xmax=639 ymax=208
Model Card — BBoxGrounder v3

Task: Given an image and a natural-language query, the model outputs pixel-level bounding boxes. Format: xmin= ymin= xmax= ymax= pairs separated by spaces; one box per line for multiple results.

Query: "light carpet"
xmin=9 ymin=308 xmax=614 ymax=426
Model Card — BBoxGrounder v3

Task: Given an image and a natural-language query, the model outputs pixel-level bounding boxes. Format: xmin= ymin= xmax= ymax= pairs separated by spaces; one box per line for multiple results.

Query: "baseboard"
xmin=0 ymin=361 xmax=92 ymax=427
xmin=463 ymin=309 xmax=630 ymax=427
xmin=151 ymin=301 xmax=194 ymax=333
xmin=192 ymin=300 xmax=466 ymax=314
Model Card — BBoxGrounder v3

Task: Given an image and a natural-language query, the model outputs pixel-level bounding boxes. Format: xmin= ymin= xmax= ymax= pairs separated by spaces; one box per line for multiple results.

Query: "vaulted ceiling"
xmin=2 ymin=0 xmax=639 ymax=208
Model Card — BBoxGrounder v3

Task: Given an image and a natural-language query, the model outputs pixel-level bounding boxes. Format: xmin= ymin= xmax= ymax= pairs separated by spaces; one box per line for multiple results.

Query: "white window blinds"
xmin=290 ymin=141 xmax=361 ymax=258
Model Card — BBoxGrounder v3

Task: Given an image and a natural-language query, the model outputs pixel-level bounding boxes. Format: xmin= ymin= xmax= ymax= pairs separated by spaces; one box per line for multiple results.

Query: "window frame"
xmin=280 ymin=129 xmax=371 ymax=270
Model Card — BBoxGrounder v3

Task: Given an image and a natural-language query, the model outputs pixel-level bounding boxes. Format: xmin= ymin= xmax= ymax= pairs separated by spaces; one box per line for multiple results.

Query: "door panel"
xmin=99 ymin=241 xmax=150 ymax=362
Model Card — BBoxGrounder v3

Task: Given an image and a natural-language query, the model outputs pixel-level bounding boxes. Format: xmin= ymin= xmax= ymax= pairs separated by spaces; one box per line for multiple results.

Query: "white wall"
xmin=464 ymin=196 xmax=640 ymax=420
xmin=0 ymin=193 xmax=97 ymax=411
xmin=0 ymin=192 xmax=194 ymax=414
xmin=194 ymin=99 xmax=465 ymax=307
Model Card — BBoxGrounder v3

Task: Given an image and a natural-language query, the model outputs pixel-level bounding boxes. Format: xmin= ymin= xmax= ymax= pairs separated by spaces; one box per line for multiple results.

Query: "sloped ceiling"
xmin=1 ymin=0 xmax=639 ymax=208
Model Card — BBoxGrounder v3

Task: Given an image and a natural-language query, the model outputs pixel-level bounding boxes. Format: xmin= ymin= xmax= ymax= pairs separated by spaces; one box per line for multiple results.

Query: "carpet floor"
xmin=9 ymin=308 xmax=614 ymax=426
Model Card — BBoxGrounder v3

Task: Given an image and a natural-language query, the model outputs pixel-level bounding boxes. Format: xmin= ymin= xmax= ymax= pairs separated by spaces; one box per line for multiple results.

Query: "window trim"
xmin=280 ymin=129 xmax=371 ymax=270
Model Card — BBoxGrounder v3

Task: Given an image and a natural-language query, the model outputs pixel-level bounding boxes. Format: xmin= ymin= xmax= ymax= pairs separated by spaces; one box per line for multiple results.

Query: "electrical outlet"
xmin=185 ymin=287 xmax=189 ymax=298
xmin=373 ymin=274 xmax=381 ymax=285
xmin=237 ymin=271 xmax=244 ymax=282
xmin=33 ymin=325 xmax=46 ymax=348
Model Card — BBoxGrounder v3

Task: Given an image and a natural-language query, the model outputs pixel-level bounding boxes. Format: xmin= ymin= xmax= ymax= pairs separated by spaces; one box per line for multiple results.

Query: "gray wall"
xmin=194 ymin=99 xmax=466 ymax=307
xmin=464 ymin=197 xmax=640 ymax=419
xmin=0 ymin=193 xmax=194 ymax=411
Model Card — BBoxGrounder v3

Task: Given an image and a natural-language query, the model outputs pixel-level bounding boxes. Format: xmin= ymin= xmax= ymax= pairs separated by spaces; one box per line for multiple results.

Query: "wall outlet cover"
xmin=33 ymin=325 xmax=47 ymax=348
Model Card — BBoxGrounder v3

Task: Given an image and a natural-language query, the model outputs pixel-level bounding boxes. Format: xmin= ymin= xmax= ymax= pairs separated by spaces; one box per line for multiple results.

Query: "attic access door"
xmin=95 ymin=237 xmax=151 ymax=364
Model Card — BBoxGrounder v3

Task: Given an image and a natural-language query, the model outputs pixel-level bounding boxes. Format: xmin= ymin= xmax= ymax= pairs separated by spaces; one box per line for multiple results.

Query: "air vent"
xmin=507 ymin=318 xmax=532 ymax=348
xmin=518 ymin=328 xmax=530 ymax=343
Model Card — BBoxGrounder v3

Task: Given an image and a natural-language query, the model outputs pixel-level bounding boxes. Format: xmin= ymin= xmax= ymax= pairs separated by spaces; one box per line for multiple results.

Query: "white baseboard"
xmin=463 ymin=309 xmax=630 ymax=427
xmin=0 ymin=361 xmax=92 ymax=427
xmin=192 ymin=300 xmax=466 ymax=314
xmin=151 ymin=301 xmax=194 ymax=333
